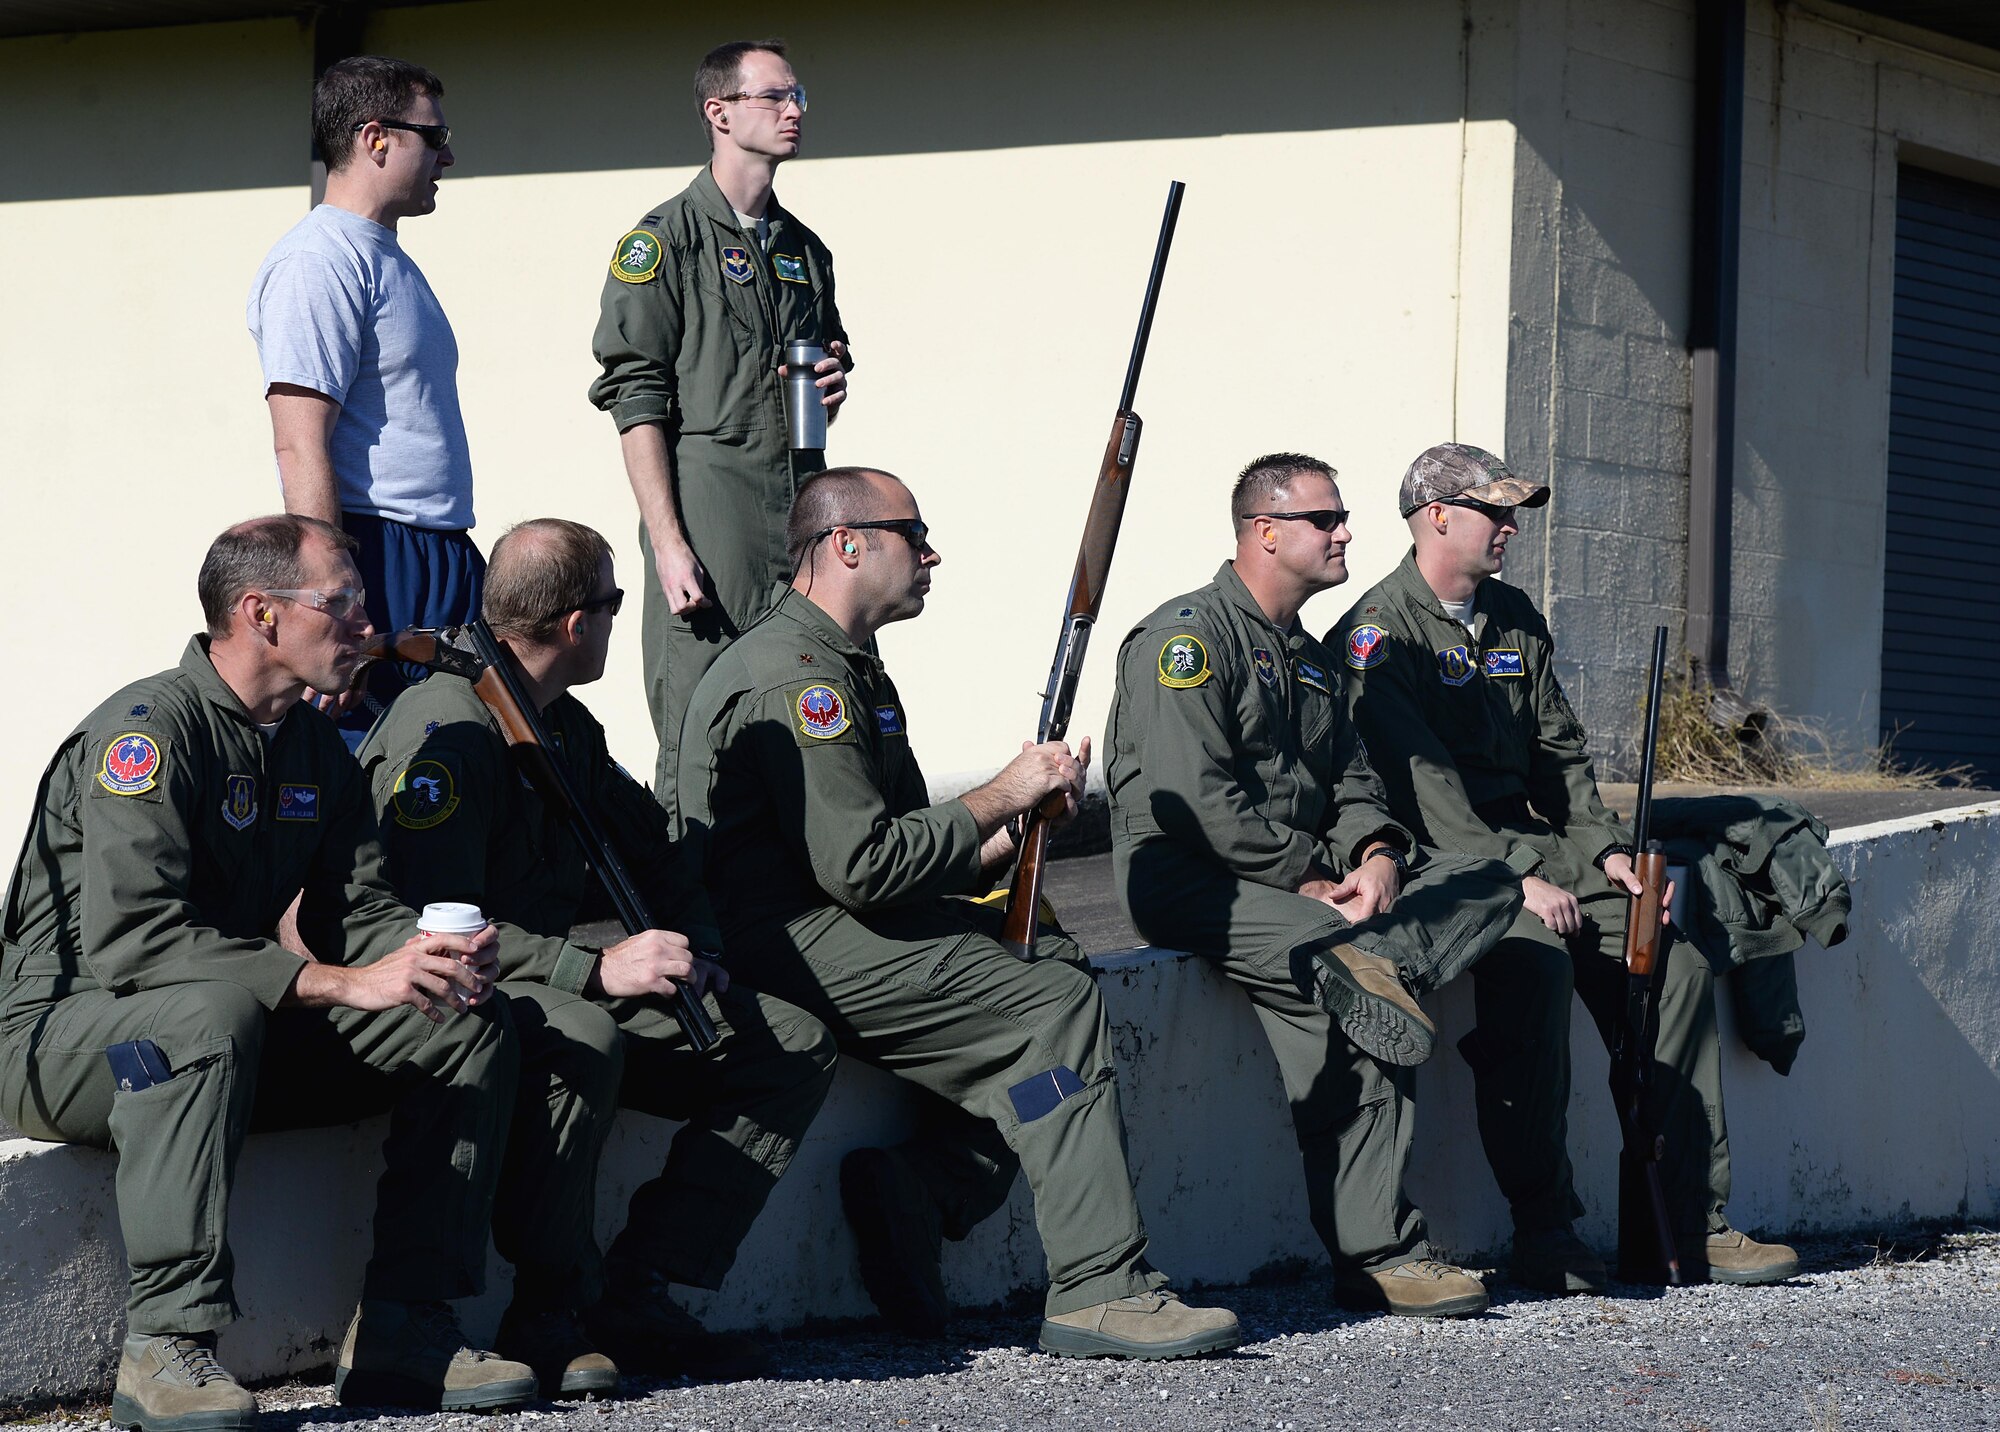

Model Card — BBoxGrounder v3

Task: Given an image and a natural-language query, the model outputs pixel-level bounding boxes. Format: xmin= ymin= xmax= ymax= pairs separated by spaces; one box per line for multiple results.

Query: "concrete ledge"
xmin=4 ymin=801 xmax=1996 ymax=1402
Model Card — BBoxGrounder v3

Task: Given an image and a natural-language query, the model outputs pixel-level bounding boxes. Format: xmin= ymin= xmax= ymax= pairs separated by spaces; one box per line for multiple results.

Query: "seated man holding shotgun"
xmin=679 ymin=466 xmax=1240 ymax=1359
xmin=359 ymin=519 xmax=836 ymax=1389
xmin=1332 ymin=442 xmax=1798 ymax=1285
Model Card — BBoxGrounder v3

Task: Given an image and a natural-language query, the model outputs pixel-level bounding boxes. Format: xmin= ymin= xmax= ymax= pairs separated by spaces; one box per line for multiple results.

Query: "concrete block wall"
xmin=1505 ymin=0 xmax=1699 ymax=777
xmin=4 ymin=802 xmax=1998 ymax=1404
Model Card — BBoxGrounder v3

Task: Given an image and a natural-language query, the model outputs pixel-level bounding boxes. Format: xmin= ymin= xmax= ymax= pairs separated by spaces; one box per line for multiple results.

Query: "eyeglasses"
xmin=355 ymin=119 xmax=452 ymax=150
xmin=264 ymin=586 xmax=368 ymax=620
xmin=720 ymin=85 xmax=808 ymax=113
xmin=575 ymin=588 xmax=624 ymax=617
xmin=1438 ymin=497 xmax=1515 ymax=523
xmin=1247 ymin=510 xmax=1350 ymax=532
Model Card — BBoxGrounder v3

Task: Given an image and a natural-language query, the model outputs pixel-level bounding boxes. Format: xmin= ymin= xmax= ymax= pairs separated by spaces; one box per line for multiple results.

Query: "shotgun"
xmin=1610 ymin=625 xmax=1680 ymax=1282
xmin=370 ymin=623 xmax=719 ymax=1052
xmin=999 ymin=179 xmax=1185 ymax=959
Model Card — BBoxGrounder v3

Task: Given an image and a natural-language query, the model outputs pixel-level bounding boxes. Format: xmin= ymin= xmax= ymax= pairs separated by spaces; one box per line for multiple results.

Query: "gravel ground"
xmin=16 ymin=1231 xmax=1995 ymax=1432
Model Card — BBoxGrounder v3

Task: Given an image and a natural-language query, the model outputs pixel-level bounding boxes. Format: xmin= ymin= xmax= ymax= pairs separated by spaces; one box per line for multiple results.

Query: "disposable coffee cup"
xmin=417 ymin=902 xmax=488 ymax=937
xmin=784 ymin=339 xmax=829 ymax=451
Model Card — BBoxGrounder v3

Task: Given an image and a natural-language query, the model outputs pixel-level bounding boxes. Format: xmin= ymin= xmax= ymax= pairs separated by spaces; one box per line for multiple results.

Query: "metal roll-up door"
xmin=1881 ymin=166 xmax=2000 ymax=781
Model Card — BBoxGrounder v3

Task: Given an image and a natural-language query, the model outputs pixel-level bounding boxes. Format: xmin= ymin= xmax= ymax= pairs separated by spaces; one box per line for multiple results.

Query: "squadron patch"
xmin=796 ymin=684 xmax=851 ymax=740
xmin=1484 ymin=648 xmax=1526 ymax=678
xmin=875 ymin=704 xmax=904 ymax=735
xmin=1346 ymin=624 xmax=1387 ymax=671
xmin=1294 ymin=659 xmax=1331 ymax=694
xmin=772 ymin=252 xmax=809 ymax=284
xmin=276 ymin=784 xmax=320 ymax=821
xmin=610 ymin=229 xmax=663 ymax=284
xmin=1157 ymin=634 xmax=1211 ymax=689
xmin=720 ymin=247 xmax=754 ymax=285
xmin=221 ymin=774 xmax=257 ymax=831
xmin=391 ymin=760 xmax=460 ymax=830
xmin=1437 ymin=645 xmax=1475 ymax=687
xmin=98 ymin=733 xmax=161 ymax=796
xmin=1252 ymin=647 xmax=1280 ymax=689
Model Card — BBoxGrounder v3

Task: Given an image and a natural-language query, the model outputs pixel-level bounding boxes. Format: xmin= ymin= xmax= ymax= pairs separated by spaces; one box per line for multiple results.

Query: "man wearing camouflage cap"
xmin=1332 ymin=442 xmax=1799 ymax=1288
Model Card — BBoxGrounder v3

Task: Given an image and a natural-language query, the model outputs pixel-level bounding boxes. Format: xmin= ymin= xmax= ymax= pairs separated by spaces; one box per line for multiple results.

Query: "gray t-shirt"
xmin=246 ymin=204 xmax=475 ymax=529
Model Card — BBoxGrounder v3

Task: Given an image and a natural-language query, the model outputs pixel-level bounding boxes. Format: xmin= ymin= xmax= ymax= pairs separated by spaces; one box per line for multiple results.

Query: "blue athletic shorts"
xmin=340 ymin=511 xmax=486 ymax=749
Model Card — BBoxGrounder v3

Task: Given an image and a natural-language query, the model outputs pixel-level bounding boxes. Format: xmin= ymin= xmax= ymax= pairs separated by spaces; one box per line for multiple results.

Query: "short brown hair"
xmin=1230 ymin=452 xmax=1338 ymax=530
xmin=314 ymin=55 xmax=444 ymax=173
xmin=199 ymin=515 xmax=356 ymax=636
xmin=694 ymin=39 xmax=787 ymax=145
xmin=483 ymin=519 xmax=615 ymax=643
xmin=785 ymin=466 xmax=897 ymax=573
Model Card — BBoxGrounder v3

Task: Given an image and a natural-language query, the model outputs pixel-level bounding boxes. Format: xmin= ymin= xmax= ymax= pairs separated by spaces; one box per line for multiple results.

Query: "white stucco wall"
xmin=0 ymin=0 xmax=1517 ymax=847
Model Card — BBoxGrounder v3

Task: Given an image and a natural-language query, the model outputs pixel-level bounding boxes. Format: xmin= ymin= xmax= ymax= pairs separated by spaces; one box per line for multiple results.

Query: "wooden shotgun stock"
xmin=368 ymin=623 xmax=719 ymax=1053
xmin=999 ymin=180 xmax=1185 ymax=959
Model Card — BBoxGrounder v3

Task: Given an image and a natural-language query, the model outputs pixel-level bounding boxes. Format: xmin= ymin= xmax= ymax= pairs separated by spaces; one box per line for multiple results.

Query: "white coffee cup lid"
xmin=417 ymin=902 xmax=488 ymax=936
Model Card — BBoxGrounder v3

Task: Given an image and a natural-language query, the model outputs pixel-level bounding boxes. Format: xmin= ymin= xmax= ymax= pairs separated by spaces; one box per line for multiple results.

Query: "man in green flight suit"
xmin=679 ymin=466 xmax=1241 ymax=1359
xmin=1107 ymin=451 xmax=1594 ymax=1319
xmin=1333 ymin=442 xmax=1799 ymax=1285
xmin=359 ymin=518 xmax=837 ymax=1389
xmin=0 ymin=516 xmax=537 ymax=1431
xmin=591 ymin=38 xmax=852 ymax=819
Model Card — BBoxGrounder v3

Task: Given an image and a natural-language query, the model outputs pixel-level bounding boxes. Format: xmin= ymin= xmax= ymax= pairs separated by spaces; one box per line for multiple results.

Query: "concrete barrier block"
xmin=4 ymin=805 xmax=1997 ymax=1404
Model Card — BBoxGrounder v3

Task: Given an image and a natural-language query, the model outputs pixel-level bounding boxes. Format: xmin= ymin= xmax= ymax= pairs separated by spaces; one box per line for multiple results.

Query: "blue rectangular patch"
xmin=275 ymin=784 xmax=320 ymax=821
xmin=1484 ymin=648 xmax=1526 ymax=678
xmin=875 ymin=704 xmax=903 ymax=736
xmin=1294 ymin=659 xmax=1331 ymax=694
xmin=1007 ymin=1065 xmax=1087 ymax=1123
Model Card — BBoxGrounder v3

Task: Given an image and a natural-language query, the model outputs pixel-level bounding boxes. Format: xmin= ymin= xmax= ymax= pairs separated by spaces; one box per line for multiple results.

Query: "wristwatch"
xmin=1364 ymin=845 xmax=1408 ymax=877
xmin=1593 ymin=843 xmax=1636 ymax=872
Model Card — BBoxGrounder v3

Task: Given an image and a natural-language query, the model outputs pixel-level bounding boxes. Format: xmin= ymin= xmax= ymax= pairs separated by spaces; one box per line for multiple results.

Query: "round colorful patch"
xmin=610 ymin=229 xmax=663 ymax=284
xmin=99 ymin=732 xmax=161 ymax=796
xmin=1157 ymin=633 xmax=1211 ymax=689
xmin=1346 ymin=624 xmax=1388 ymax=670
xmin=797 ymin=684 xmax=851 ymax=739
xmin=391 ymin=759 xmax=460 ymax=830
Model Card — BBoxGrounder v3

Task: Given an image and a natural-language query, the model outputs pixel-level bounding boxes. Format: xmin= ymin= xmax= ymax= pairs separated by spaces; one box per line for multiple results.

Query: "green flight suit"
xmin=0 ymin=638 xmax=515 ymax=1336
xmin=1105 ymin=563 xmax=1557 ymax=1273
xmin=360 ymin=673 xmax=836 ymax=1302
xmin=679 ymin=590 xmax=1165 ymax=1317
xmin=1334 ymin=550 xmax=1728 ymax=1237
xmin=590 ymin=166 xmax=851 ymax=817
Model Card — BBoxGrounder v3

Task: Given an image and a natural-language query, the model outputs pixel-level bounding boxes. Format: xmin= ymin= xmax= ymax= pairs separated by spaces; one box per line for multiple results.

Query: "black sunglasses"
xmin=1439 ymin=497 xmax=1515 ymax=522
xmin=356 ymin=119 xmax=452 ymax=150
xmin=816 ymin=518 xmax=932 ymax=548
xmin=545 ymin=588 xmax=623 ymax=623
xmin=1247 ymin=509 xmax=1350 ymax=532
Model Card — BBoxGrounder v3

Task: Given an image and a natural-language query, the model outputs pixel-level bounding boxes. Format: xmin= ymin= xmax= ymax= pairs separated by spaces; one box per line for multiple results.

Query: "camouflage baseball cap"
xmin=1397 ymin=443 xmax=1550 ymax=517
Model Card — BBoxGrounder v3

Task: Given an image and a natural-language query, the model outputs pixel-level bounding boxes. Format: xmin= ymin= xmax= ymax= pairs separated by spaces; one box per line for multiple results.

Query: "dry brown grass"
xmin=1650 ymin=664 xmax=1973 ymax=791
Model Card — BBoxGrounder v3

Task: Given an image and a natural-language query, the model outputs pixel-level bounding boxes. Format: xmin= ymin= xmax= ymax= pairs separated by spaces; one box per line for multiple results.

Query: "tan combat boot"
xmin=1312 ymin=942 xmax=1436 ymax=1066
xmin=1509 ymin=1226 xmax=1610 ymax=1295
xmin=1338 ymin=1258 xmax=1490 ymax=1318
xmin=1687 ymin=1227 xmax=1800 ymax=1285
xmin=1038 ymin=1289 xmax=1241 ymax=1360
xmin=495 ymin=1303 xmax=618 ymax=1398
xmin=584 ymin=1266 xmax=771 ymax=1382
xmin=109 ymin=1333 xmax=257 ymax=1432
xmin=335 ymin=1300 xmax=538 ymax=1411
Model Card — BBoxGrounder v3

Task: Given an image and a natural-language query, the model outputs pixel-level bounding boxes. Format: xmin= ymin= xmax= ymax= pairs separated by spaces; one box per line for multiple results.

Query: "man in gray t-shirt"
xmin=247 ymin=55 xmax=480 ymax=745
